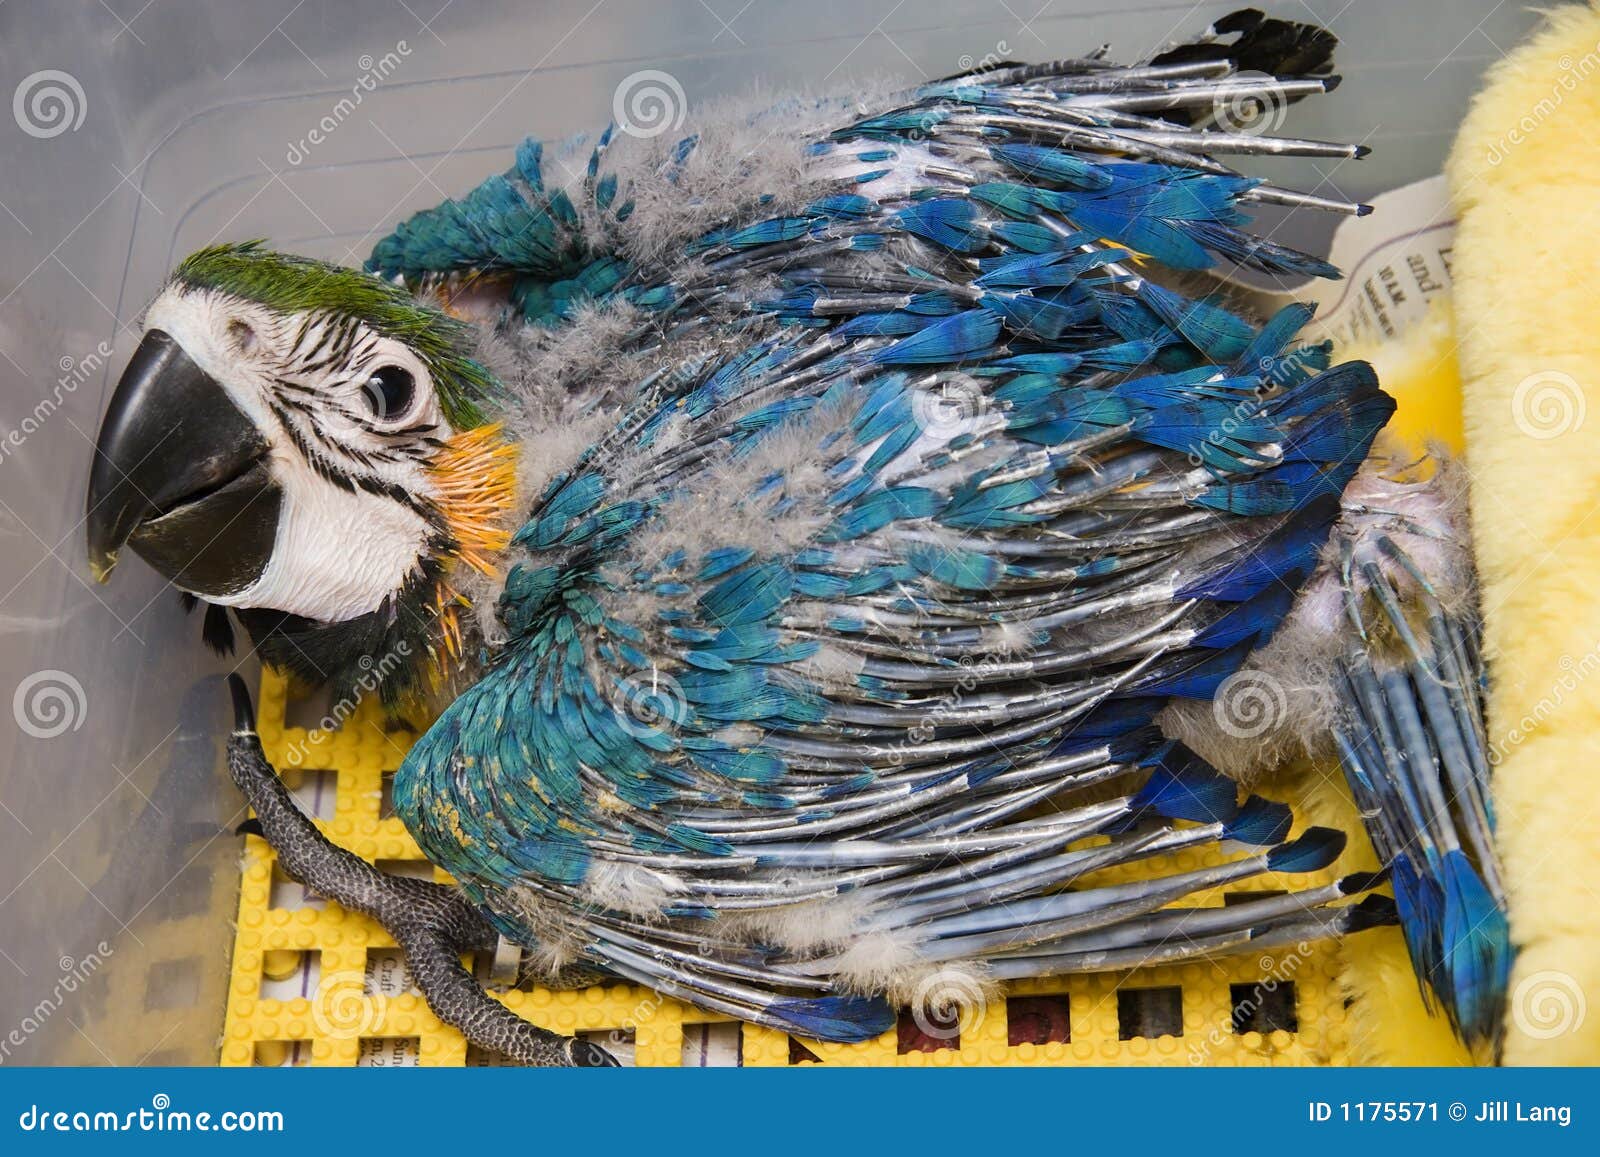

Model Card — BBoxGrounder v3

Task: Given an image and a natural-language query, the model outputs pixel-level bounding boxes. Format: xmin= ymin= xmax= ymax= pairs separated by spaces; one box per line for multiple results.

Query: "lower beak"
xmin=86 ymin=329 xmax=281 ymax=596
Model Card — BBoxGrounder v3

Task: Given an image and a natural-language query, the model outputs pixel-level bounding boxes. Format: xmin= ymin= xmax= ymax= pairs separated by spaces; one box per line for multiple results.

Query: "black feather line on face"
xmin=265 ymin=398 xmax=438 ymax=523
xmin=296 ymin=314 xmax=362 ymax=376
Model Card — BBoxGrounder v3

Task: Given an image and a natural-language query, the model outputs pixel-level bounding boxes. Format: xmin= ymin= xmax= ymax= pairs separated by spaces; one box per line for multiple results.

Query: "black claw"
xmin=235 ymin=817 xmax=265 ymax=838
xmin=567 ymin=1038 xmax=621 ymax=1068
xmin=227 ymin=673 xmax=256 ymax=733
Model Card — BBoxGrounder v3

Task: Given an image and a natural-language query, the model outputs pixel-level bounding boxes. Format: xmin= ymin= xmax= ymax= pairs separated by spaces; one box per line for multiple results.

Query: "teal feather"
xmin=376 ymin=24 xmax=1397 ymax=1046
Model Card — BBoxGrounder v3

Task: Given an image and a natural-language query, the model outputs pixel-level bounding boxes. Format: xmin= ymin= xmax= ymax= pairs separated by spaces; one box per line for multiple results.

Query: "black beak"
xmin=86 ymin=329 xmax=281 ymax=596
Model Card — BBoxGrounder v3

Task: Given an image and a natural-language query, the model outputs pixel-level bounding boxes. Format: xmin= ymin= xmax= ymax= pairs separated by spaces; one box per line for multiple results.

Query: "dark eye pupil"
xmin=363 ymin=366 xmax=415 ymax=420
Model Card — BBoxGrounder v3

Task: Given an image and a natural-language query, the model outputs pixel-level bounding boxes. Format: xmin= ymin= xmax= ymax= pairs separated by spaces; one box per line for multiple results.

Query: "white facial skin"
xmin=143 ymin=284 xmax=452 ymax=623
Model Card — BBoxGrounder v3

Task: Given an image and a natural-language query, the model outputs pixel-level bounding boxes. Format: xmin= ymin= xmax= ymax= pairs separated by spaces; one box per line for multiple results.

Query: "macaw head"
xmin=86 ymin=242 xmax=515 ymax=685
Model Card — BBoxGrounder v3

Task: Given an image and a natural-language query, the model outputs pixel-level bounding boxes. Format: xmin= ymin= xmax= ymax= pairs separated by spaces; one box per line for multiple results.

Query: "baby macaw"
xmin=86 ymin=10 xmax=1411 ymax=1065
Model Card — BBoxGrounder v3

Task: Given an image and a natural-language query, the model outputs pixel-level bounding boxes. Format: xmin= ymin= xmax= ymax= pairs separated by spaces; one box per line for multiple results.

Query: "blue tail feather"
xmin=1266 ymin=827 xmax=1347 ymax=874
xmin=1440 ymin=849 xmax=1513 ymax=1044
xmin=1131 ymin=744 xmax=1241 ymax=824
xmin=771 ymin=993 xmax=896 ymax=1043
xmin=1224 ymin=796 xmax=1295 ymax=847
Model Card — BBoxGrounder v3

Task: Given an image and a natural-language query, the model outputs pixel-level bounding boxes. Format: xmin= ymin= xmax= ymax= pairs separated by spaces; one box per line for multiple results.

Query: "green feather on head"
xmin=172 ymin=240 xmax=496 ymax=429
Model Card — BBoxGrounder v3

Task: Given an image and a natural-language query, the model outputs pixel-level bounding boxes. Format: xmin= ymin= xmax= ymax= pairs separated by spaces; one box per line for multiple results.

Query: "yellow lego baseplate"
xmin=221 ymin=667 xmax=1358 ymax=1067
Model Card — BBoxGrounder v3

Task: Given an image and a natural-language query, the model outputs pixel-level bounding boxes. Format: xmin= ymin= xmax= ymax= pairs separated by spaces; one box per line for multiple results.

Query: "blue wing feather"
xmin=392 ymin=25 xmax=1392 ymax=1042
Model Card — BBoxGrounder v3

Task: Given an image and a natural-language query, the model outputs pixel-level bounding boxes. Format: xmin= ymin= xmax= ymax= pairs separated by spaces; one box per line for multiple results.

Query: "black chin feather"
xmin=231 ymin=558 xmax=446 ymax=709
xmin=179 ymin=592 xmax=239 ymax=656
xmin=203 ymin=604 xmax=237 ymax=655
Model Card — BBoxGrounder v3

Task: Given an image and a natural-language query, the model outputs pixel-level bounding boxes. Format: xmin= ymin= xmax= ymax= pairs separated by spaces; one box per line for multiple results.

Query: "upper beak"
xmin=86 ymin=329 xmax=281 ymax=596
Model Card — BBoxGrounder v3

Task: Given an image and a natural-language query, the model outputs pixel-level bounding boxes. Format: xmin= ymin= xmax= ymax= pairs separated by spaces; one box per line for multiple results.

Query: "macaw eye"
xmin=362 ymin=365 xmax=416 ymax=421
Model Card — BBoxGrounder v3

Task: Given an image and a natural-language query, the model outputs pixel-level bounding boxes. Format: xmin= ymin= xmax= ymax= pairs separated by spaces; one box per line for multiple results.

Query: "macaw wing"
xmin=393 ymin=18 xmax=1397 ymax=1041
xmin=366 ymin=8 xmax=1359 ymax=326
xmin=396 ymin=298 xmax=1389 ymax=1040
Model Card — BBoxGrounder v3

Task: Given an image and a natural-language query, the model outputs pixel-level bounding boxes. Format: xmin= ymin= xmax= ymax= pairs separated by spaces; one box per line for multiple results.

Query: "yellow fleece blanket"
xmin=1301 ymin=2 xmax=1600 ymax=1065
xmin=1446 ymin=0 xmax=1600 ymax=1067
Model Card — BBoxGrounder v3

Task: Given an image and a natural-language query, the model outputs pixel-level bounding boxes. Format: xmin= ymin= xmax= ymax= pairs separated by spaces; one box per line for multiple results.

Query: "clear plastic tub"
xmin=0 ymin=0 xmax=1538 ymax=1064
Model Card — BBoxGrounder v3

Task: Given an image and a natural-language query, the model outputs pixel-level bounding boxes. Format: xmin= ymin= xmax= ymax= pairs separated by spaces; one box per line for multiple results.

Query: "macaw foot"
xmin=223 ymin=675 xmax=617 ymax=1068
